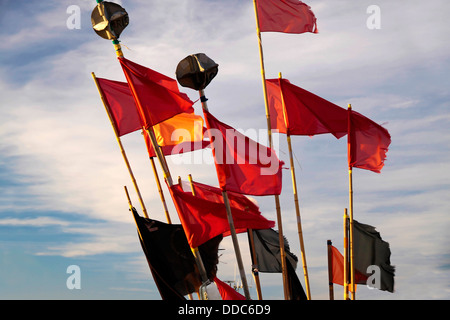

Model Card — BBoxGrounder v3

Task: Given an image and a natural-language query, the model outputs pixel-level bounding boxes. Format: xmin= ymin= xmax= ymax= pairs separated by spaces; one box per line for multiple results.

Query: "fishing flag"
xmin=353 ymin=220 xmax=395 ymax=292
xmin=96 ymin=77 xmax=142 ymax=136
xmin=213 ymin=277 xmax=246 ymax=300
xmin=266 ymin=78 xmax=348 ymax=138
xmin=168 ymin=182 xmax=275 ymax=248
xmin=348 ymin=109 xmax=391 ymax=173
xmin=251 ymin=228 xmax=307 ymax=300
xmin=256 ymin=0 xmax=318 ymax=34
xmin=131 ymin=207 xmax=222 ymax=300
xmin=143 ymin=116 xmax=210 ymax=158
xmin=204 ymin=110 xmax=284 ymax=196
xmin=329 ymin=245 xmax=368 ymax=293
xmin=153 ymin=112 xmax=204 ymax=146
xmin=188 ymin=180 xmax=261 ymax=214
xmin=251 ymin=228 xmax=298 ymax=272
xmin=119 ymin=57 xmax=194 ymax=128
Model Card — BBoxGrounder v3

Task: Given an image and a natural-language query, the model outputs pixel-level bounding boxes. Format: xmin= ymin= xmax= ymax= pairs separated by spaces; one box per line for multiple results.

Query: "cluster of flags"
xmin=92 ymin=0 xmax=395 ymax=300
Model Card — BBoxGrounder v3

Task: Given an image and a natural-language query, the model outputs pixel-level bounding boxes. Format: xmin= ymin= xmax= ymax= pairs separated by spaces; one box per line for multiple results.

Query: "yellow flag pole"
xmin=278 ymin=72 xmax=311 ymax=300
xmin=347 ymin=104 xmax=356 ymax=299
xmin=143 ymin=114 xmax=210 ymax=289
xmin=343 ymin=208 xmax=349 ymax=300
xmin=253 ymin=0 xmax=289 ymax=300
xmin=149 ymin=155 xmax=172 ymax=224
xmin=91 ymin=72 xmax=149 ymax=219
xmin=200 ymin=89 xmax=251 ymax=300
xmin=187 ymin=174 xmax=196 ymax=195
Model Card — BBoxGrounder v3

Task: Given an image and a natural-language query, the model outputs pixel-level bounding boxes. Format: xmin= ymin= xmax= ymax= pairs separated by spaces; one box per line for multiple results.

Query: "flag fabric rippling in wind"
xmin=96 ymin=77 xmax=142 ymax=136
xmin=119 ymin=57 xmax=194 ymax=128
xmin=348 ymin=109 xmax=391 ymax=173
xmin=266 ymin=78 xmax=348 ymax=138
xmin=329 ymin=245 xmax=368 ymax=293
xmin=251 ymin=228 xmax=307 ymax=300
xmin=131 ymin=208 xmax=222 ymax=300
xmin=168 ymin=182 xmax=275 ymax=248
xmin=256 ymin=0 xmax=318 ymax=34
xmin=353 ymin=220 xmax=395 ymax=292
xmin=204 ymin=110 xmax=284 ymax=196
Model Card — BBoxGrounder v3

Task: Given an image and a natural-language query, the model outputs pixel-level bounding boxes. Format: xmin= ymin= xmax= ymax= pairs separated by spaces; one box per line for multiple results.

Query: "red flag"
xmin=348 ymin=109 xmax=391 ymax=173
xmin=256 ymin=0 xmax=318 ymax=34
xmin=188 ymin=180 xmax=261 ymax=214
xmin=266 ymin=78 xmax=348 ymax=138
xmin=213 ymin=277 xmax=246 ymax=300
xmin=330 ymin=245 xmax=368 ymax=292
xmin=168 ymin=182 xmax=275 ymax=248
xmin=119 ymin=57 xmax=194 ymax=128
xmin=96 ymin=78 xmax=142 ymax=136
xmin=204 ymin=110 xmax=284 ymax=196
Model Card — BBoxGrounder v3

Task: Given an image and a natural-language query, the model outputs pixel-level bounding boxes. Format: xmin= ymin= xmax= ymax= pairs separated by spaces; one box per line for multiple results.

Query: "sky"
xmin=0 ymin=0 xmax=449 ymax=300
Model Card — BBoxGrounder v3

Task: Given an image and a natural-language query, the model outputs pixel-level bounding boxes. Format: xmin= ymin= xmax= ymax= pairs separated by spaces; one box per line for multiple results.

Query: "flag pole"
xmin=253 ymin=0 xmax=290 ymax=300
xmin=326 ymin=240 xmax=334 ymax=300
xmin=247 ymin=230 xmax=263 ymax=300
xmin=199 ymin=89 xmax=251 ymax=300
xmin=91 ymin=72 xmax=149 ymax=219
xmin=278 ymin=72 xmax=311 ymax=300
xmin=343 ymin=208 xmax=349 ymax=300
xmin=347 ymin=104 xmax=356 ymax=299
xmin=142 ymin=102 xmax=211 ymax=293
xmin=148 ymin=155 xmax=172 ymax=224
xmin=189 ymin=173 xmax=263 ymax=300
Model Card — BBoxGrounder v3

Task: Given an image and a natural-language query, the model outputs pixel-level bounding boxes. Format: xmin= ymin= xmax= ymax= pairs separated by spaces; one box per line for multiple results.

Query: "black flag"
xmin=132 ymin=208 xmax=222 ymax=300
xmin=353 ymin=220 xmax=395 ymax=293
xmin=250 ymin=228 xmax=307 ymax=300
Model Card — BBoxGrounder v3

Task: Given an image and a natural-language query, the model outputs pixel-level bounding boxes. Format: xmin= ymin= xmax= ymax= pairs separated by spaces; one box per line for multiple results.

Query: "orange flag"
xmin=330 ymin=245 xmax=367 ymax=292
xmin=153 ymin=112 xmax=204 ymax=146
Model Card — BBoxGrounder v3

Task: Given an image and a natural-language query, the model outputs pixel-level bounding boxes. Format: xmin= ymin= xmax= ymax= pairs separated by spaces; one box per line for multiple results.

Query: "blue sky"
xmin=1 ymin=0 xmax=449 ymax=300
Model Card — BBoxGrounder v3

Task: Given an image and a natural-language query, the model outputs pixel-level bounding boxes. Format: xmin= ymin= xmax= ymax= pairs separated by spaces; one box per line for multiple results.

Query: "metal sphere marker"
xmin=91 ymin=0 xmax=129 ymax=40
xmin=176 ymin=53 xmax=219 ymax=91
